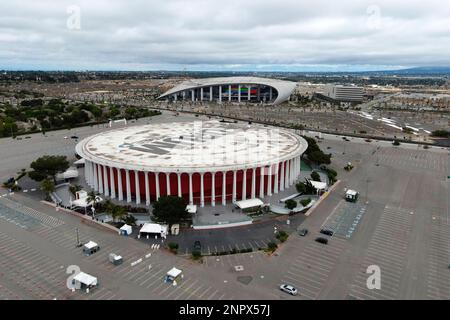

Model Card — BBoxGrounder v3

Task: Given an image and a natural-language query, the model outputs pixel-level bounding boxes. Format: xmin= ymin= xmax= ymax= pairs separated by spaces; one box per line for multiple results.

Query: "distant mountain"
xmin=380 ymin=66 xmax=450 ymax=75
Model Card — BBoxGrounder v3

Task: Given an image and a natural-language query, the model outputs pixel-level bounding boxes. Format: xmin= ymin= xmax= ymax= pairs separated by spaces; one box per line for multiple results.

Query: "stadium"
xmin=75 ymin=120 xmax=308 ymax=207
xmin=158 ymin=76 xmax=297 ymax=105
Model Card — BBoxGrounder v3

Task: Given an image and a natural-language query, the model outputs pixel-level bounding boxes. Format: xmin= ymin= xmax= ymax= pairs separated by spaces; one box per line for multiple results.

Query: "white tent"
xmin=167 ymin=267 xmax=182 ymax=279
xmin=56 ymin=167 xmax=79 ymax=180
xmin=234 ymin=198 xmax=264 ymax=210
xmin=73 ymin=158 xmax=85 ymax=165
xmin=71 ymin=195 xmax=103 ymax=208
xmin=84 ymin=241 xmax=98 ymax=250
xmin=310 ymin=181 xmax=327 ymax=191
xmin=119 ymin=224 xmax=132 ymax=235
xmin=73 ymin=272 xmax=98 ymax=287
xmin=139 ymin=223 xmax=168 ymax=236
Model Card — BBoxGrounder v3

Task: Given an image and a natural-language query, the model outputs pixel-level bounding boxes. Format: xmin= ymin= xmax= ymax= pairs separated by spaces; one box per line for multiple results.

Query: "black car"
xmin=315 ymin=237 xmax=328 ymax=245
xmin=71 ymin=135 xmax=79 ymax=139
xmin=298 ymin=229 xmax=308 ymax=236
xmin=320 ymin=229 xmax=334 ymax=236
xmin=193 ymin=241 xmax=201 ymax=251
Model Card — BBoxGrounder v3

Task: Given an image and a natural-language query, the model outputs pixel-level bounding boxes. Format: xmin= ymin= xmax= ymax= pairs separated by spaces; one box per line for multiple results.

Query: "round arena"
xmin=75 ymin=120 xmax=308 ymax=207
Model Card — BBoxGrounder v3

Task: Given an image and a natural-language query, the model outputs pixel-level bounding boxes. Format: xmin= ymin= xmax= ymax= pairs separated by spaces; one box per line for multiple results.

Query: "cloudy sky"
xmin=1 ymin=0 xmax=449 ymax=71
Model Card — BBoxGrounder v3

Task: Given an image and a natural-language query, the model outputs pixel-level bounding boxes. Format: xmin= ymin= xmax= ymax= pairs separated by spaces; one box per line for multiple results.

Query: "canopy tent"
xmin=70 ymin=195 xmax=103 ymax=208
xmin=73 ymin=272 xmax=98 ymax=287
xmin=167 ymin=267 xmax=182 ymax=278
xmin=56 ymin=167 xmax=79 ymax=180
xmin=73 ymin=158 xmax=85 ymax=165
xmin=119 ymin=224 xmax=132 ymax=235
xmin=84 ymin=241 xmax=98 ymax=250
xmin=186 ymin=205 xmax=197 ymax=214
xmin=139 ymin=223 xmax=168 ymax=237
xmin=234 ymin=198 xmax=264 ymax=210
xmin=310 ymin=181 xmax=327 ymax=191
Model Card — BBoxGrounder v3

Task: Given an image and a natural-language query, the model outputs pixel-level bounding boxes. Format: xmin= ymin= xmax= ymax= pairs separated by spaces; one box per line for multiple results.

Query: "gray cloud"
xmin=1 ymin=0 xmax=449 ymax=70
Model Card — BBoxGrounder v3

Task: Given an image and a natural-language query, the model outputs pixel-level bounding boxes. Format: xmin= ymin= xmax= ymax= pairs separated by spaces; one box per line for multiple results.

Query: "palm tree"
xmin=112 ymin=206 xmax=127 ymax=223
xmin=41 ymin=179 xmax=55 ymax=198
xmin=86 ymin=191 xmax=98 ymax=217
xmin=86 ymin=191 xmax=98 ymax=207
xmin=121 ymin=214 xmax=137 ymax=226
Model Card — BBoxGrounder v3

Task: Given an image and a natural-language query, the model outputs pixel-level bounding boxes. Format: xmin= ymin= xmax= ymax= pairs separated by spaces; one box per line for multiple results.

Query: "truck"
xmin=345 ymin=189 xmax=359 ymax=202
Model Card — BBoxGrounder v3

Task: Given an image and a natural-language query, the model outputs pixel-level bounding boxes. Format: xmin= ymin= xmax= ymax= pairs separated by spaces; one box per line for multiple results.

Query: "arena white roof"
xmin=75 ymin=121 xmax=307 ymax=173
xmin=158 ymin=76 xmax=297 ymax=105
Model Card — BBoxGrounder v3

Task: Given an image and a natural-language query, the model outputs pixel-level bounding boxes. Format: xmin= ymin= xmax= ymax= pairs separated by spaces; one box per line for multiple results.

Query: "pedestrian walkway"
xmin=0 ymin=197 xmax=64 ymax=228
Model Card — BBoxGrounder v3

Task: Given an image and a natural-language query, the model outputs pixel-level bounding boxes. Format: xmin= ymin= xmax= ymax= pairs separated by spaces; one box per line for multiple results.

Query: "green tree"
xmin=285 ymin=199 xmax=297 ymax=210
xmin=112 ymin=206 xmax=127 ymax=222
xmin=310 ymin=171 xmax=321 ymax=181
xmin=121 ymin=214 xmax=137 ymax=226
xmin=431 ymin=130 xmax=449 ymax=138
xmin=28 ymin=155 xmax=69 ymax=183
xmin=151 ymin=196 xmax=190 ymax=226
xmin=308 ymin=150 xmax=331 ymax=165
xmin=296 ymin=181 xmax=306 ymax=194
xmin=86 ymin=191 xmax=99 ymax=209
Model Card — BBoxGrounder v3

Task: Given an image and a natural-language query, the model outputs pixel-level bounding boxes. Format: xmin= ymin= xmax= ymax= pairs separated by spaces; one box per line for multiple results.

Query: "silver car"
xmin=280 ymin=284 xmax=298 ymax=296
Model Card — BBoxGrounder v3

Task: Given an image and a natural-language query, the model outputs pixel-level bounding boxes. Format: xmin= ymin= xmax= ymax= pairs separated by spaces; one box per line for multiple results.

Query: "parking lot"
xmin=0 ymin=113 xmax=448 ymax=300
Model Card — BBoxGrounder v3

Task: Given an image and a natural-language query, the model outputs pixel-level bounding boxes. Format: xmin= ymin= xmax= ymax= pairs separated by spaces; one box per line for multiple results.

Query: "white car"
xmin=280 ymin=284 xmax=298 ymax=296
xmin=64 ymin=136 xmax=68 ymax=139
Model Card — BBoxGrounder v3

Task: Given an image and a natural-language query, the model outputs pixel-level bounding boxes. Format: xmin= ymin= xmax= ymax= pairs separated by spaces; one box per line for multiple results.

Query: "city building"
xmin=323 ymin=84 xmax=364 ymax=102
xmin=75 ymin=121 xmax=307 ymax=207
xmin=158 ymin=76 xmax=297 ymax=105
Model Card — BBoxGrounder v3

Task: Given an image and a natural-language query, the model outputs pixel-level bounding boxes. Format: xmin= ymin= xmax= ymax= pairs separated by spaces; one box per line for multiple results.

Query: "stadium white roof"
xmin=76 ymin=120 xmax=308 ymax=173
xmin=159 ymin=76 xmax=297 ymax=105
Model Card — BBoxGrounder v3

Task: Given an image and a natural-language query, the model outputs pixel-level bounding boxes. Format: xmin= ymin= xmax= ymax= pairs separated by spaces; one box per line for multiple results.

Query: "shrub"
xmin=276 ymin=230 xmax=289 ymax=243
xmin=168 ymin=242 xmax=178 ymax=254
xmin=191 ymin=250 xmax=202 ymax=260
xmin=431 ymin=130 xmax=449 ymax=138
xmin=285 ymin=199 xmax=297 ymax=210
xmin=267 ymin=242 xmax=278 ymax=252
xmin=300 ymin=198 xmax=311 ymax=207
xmin=310 ymin=171 xmax=321 ymax=181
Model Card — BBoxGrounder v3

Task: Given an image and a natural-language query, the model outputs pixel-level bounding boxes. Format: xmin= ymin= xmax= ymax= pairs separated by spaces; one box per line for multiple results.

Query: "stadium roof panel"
xmin=75 ymin=120 xmax=307 ymax=173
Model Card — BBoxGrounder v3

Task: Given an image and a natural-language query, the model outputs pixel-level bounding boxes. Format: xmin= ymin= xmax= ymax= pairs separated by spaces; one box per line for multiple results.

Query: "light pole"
xmin=365 ymin=178 xmax=370 ymax=204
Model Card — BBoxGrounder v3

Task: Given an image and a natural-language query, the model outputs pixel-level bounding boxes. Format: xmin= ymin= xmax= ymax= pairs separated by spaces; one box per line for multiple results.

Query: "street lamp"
xmin=365 ymin=178 xmax=370 ymax=204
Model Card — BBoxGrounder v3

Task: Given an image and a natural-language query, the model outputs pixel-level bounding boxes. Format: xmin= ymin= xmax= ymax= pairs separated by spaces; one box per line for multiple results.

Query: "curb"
xmin=304 ymin=180 xmax=341 ymax=217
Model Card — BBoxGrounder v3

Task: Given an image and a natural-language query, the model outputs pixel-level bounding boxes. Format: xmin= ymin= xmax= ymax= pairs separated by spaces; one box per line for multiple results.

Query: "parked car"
xmin=298 ymin=229 xmax=308 ymax=236
xmin=71 ymin=135 xmax=79 ymax=139
xmin=315 ymin=237 xmax=328 ymax=245
xmin=279 ymin=284 xmax=298 ymax=296
xmin=320 ymin=229 xmax=334 ymax=236
xmin=25 ymin=136 xmax=31 ymax=139
xmin=193 ymin=241 xmax=201 ymax=251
